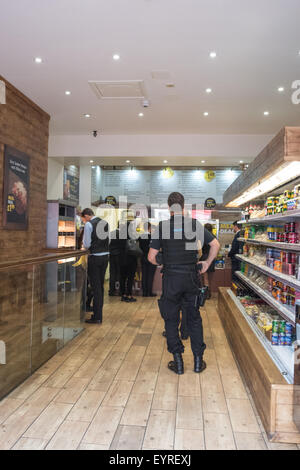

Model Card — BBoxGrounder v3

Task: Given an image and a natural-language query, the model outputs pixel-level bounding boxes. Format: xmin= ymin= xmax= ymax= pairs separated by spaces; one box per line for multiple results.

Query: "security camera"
xmin=142 ymin=99 xmax=150 ymax=108
xmin=93 ymin=130 xmax=98 ymax=137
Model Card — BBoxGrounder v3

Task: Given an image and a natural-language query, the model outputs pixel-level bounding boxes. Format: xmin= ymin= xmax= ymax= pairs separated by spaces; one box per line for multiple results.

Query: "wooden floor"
xmin=0 ymin=294 xmax=299 ymax=451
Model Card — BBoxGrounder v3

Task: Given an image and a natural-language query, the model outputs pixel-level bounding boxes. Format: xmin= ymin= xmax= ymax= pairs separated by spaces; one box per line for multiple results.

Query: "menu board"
xmin=93 ymin=168 xmax=241 ymax=206
xmin=3 ymin=146 xmax=30 ymax=230
xmin=63 ymin=165 xmax=79 ymax=203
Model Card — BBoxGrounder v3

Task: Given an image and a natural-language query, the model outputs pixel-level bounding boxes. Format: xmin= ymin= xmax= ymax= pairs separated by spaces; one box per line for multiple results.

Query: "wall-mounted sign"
xmin=220 ymin=222 xmax=235 ymax=234
xmin=3 ymin=145 xmax=30 ymax=230
xmin=105 ymin=195 xmax=117 ymax=206
xmin=63 ymin=165 xmax=79 ymax=203
xmin=204 ymin=170 xmax=216 ymax=182
xmin=205 ymin=198 xmax=216 ymax=209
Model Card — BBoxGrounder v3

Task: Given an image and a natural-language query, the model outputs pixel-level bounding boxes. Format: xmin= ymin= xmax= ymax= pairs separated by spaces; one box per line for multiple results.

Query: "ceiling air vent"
xmin=89 ymin=80 xmax=147 ymax=100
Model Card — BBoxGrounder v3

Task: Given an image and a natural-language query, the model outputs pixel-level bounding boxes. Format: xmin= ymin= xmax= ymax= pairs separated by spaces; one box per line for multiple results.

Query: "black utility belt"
xmin=163 ymin=265 xmax=197 ymax=274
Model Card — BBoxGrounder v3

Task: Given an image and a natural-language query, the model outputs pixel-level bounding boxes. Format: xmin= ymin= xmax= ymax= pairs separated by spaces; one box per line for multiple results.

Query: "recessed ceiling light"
xmin=206 ymin=88 xmax=212 ymax=93
xmin=65 ymin=91 xmax=71 ymax=95
xmin=278 ymin=87 xmax=284 ymax=92
xmin=240 ymin=160 xmax=244 ymax=163
xmin=201 ymin=160 xmax=205 ymax=163
xmin=90 ymin=160 xmax=94 ymax=163
xmin=163 ymin=160 xmax=168 ymax=164
xmin=209 ymin=51 xmax=217 ymax=58
xmin=34 ymin=57 xmax=42 ymax=63
xmin=113 ymin=54 xmax=120 ymax=60
xmin=138 ymin=113 xmax=144 ymax=117
xmin=203 ymin=112 xmax=209 ymax=116
xmin=264 ymin=111 xmax=270 ymax=116
xmin=84 ymin=114 xmax=91 ymax=118
xmin=126 ymin=160 xmax=130 ymax=163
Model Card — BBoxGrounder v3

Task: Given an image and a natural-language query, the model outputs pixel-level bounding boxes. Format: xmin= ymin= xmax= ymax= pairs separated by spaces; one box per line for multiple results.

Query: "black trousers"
xmin=231 ymin=259 xmax=241 ymax=282
xmin=120 ymin=256 xmax=137 ymax=296
xmin=87 ymin=255 xmax=108 ymax=321
xmin=109 ymin=254 xmax=120 ymax=294
xmin=141 ymin=258 xmax=156 ymax=295
xmin=158 ymin=271 xmax=206 ymax=357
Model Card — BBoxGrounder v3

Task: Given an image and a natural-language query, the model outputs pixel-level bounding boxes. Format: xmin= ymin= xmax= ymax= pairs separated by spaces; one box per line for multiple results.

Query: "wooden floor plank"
xmin=54 ymin=377 xmax=90 ymax=404
xmin=120 ymin=392 xmax=153 ymax=427
xmin=234 ymin=432 xmax=268 ymax=450
xmin=0 ymin=398 xmax=24 ymax=425
xmin=110 ymin=425 xmax=145 ymax=450
xmin=67 ymin=391 xmax=105 ymax=422
xmin=176 ymin=396 xmax=203 ymax=430
xmin=226 ymin=398 xmax=261 ymax=434
xmin=102 ymin=380 xmax=134 ymax=407
xmin=174 ymin=429 xmax=205 ymax=450
xmin=203 ymin=412 xmax=236 ymax=450
xmin=12 ymin=438 xmax=48 ymax=450
xmin=82 ymin=406 xmax=124 ymax=446
xmin=46 ymin=420 xmax=90 ymax=450
xmin=143 ymin=410 xmax=176 ymax=450
xmin=23 ymin=402 xmax=73 ymax=440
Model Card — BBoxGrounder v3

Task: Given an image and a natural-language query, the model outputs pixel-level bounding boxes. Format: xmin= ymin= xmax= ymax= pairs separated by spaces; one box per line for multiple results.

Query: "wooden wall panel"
xmin=223 ymin=127 xmax=300 ymax=206
xmin=0 ymin=76 xmax=50 ymax=262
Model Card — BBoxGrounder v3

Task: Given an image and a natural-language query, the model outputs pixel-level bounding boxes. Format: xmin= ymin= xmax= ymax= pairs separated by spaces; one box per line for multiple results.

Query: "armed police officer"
xmin=148 ymin=192 xmax=220 ymax=375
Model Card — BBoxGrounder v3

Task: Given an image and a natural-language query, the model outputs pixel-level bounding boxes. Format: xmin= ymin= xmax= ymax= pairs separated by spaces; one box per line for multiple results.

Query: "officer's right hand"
xmin=198 ymin=261 xmax=209 ymax=274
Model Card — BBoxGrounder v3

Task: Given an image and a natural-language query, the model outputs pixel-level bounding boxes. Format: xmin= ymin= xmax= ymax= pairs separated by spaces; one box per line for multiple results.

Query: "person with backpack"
xmin=118 ymin=218 xmax=141 ymax=302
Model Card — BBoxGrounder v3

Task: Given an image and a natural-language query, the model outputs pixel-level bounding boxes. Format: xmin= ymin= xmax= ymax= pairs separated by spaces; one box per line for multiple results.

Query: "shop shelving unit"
xmin=218 ymin=127 xmax=300 ymax=444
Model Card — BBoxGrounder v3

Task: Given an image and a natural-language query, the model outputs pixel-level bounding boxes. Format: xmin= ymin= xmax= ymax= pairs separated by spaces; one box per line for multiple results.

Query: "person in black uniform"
xmin=228 ymin=221 xmax=243 ymax=281
xmin=81 ymin=208 xmax=109 ymax=324
xmin=140 ymin=222 xmax=157 ymax=297
xmin=200 ymin=223 xmax=216 ymax=299
xmin=148 ymin=192 xmax=220 ymax=375
xmin=118 ymin=220 xmax=138 ymax=302
xmin=109 ymin=225 xmax=121 ymax=296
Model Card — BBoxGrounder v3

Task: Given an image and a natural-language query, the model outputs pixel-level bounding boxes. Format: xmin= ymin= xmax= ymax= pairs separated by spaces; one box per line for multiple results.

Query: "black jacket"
xmin=228 ymin=231 xmax=243 ymax=259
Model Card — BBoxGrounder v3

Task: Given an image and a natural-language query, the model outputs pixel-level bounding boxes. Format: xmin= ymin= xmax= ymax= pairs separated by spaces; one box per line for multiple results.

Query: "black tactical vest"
xmin=89 ymin=217 xmax=109 ymax=254
xmin=160 ymin=216 xmax=199 ymax=266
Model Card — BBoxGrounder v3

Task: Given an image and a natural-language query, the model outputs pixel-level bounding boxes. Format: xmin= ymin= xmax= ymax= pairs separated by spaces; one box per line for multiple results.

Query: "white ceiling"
xmin=1 ymin=0 xmax=300 ymax=137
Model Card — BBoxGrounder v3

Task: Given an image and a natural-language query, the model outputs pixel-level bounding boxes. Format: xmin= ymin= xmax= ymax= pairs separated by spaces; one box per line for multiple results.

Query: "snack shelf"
xmin=236 ymin=254 xmax=300 ymax=291
xmin=238 ymin=208 xmax=300 ymax=225
xmin=227 ymin=289 xmax=294 ymax=384
xmin=238 ymin=237 xmax=300 ymax=252
xmin=235 ymin=271 xmax=295 ymax=325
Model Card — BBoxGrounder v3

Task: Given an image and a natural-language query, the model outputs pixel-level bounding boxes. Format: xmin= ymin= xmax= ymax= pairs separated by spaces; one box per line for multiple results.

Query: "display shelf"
xmin=227 ymin=289 xmax=293 ymax=384
xmin=238 ymin=237 xmax=300 ymax=252
xmin=236 ymin=254 xmax=300 ymax=290
xmin=235 ymin=271 xmax=295 ymax=325
xmin=238 ymin=209 xmax=300 ymax=225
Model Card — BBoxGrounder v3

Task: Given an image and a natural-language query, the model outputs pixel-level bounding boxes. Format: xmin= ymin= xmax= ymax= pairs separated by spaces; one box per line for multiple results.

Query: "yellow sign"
xmin=204 ymin=170 xmax=216 ymax=182
xmin=162 ymin=167 xmax=174 ymax=179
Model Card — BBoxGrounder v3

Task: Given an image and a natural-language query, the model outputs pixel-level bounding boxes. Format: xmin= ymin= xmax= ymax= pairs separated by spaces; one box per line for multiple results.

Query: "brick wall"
xmin=0 ymin=76 xmax=50 ymax=262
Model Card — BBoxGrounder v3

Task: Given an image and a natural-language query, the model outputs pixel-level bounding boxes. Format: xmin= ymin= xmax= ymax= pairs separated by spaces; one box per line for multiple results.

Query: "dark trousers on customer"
xmin=120 ymin=256 xmax=137 ymax=296
xmin=87 ymin=255 xmax=108 ymax=322
xmin=158 ymin=271 xmax=206 ymax=357
xmin=141 ymin=258 xmax=156 ymax=296
xmin=109 ymin=254 xmax=120 ymax=294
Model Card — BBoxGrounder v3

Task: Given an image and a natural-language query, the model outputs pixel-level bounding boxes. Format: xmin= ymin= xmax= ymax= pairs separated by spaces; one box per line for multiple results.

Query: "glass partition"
xmin=0 ymin=266 xmax=33 ymax=398
xmin=0 ymin=253 xmax=87 ymax=399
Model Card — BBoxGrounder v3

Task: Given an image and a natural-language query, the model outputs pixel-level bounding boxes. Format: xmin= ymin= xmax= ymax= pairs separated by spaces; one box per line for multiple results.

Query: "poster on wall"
xmin=63 ymin=165 xmax=79 ymax=203
xmin=3 ymin=145 xmax=30 ymax=230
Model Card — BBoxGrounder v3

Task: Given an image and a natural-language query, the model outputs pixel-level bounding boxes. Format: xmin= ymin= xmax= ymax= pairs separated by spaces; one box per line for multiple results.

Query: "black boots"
xmin=194 ymin=356 xmax=207 ymax=373
xmin=168 ymin=353 xmax=184 ymax=375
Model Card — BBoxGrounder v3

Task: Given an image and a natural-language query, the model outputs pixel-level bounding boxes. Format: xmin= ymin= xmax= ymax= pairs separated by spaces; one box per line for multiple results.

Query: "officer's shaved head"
xmin=168 ymin=192 xmax=185 ymax=209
